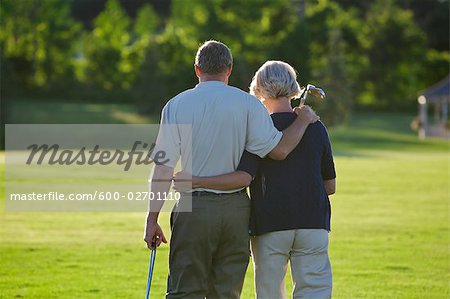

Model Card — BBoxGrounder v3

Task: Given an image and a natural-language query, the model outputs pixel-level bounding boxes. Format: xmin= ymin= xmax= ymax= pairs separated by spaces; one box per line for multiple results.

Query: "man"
xmin=144 ymin=40 xmax=318 ymax=298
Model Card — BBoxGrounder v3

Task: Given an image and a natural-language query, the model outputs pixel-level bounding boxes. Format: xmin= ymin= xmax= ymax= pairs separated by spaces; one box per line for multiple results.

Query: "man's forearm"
xmin=147 ymin=165 xmax=175 ymax=222
xmin=269 ymin=116 xmax=310 ymax=160
xmin=193 ymin=171 xmax=252 ymax=190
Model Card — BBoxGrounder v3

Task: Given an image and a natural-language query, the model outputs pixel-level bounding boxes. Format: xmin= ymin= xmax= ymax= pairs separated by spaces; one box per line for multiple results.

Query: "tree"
xmin=268 ymin=18 xmax=311 ymax=86
xmin=420 ymin=49 xmax=450 ymax=88
xmin=313 ymin=28 xmax=353 ymax=125
xmin=358 ymin=0 xmax=427 ymax=109
xmin=155 ymin=0 xmax=299 ymax=91
xmin=302 ymin=0 xmax=362 ymax=124
xmin=77 ymin=0 xmax=159 ymax=91
xmin=0 ymin=0 xmax=81 ymax=91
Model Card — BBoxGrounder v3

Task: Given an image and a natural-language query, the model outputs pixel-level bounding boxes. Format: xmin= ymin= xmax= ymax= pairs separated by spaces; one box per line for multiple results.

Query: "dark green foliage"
xmin=1 ymin=0 xmax=448 ymax=120
xmin=358 ymin=0 xmax=428 ymax=109
xmin=0 ymin=0 xmax=82 ymax=95
xmin=77 ymin=0 xmax=159 ymax=91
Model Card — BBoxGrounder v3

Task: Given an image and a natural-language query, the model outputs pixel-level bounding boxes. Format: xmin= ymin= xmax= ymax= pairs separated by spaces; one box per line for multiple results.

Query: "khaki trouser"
xmin=167 ymin=192 xmax=251 ymax=299
xmin=251 ymin=229 xmax=332 ymax=299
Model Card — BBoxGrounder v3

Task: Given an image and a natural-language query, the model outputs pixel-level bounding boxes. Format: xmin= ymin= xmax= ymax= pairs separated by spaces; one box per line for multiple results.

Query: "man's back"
xmin=162 ymin=81 xmax=281 ymax=190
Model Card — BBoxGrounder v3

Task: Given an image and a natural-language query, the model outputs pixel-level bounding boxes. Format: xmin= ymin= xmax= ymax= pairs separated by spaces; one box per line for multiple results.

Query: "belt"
xmin=189 ymin=189 xmax=247 ymax=197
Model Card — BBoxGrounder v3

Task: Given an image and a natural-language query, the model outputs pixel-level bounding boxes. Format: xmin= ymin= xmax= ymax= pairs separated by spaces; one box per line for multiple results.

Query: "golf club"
xmin=299 ymin=84 xmax=326 ymax=105
xmin=145 ymin=241 xmax=157 ymax=299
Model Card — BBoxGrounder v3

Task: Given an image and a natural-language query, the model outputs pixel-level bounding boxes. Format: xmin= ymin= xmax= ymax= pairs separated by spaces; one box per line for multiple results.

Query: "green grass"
xmin=1 ymin=108 xmax=449 ymax=298
xmin=6 ymin=99 xmax=156 ymax=124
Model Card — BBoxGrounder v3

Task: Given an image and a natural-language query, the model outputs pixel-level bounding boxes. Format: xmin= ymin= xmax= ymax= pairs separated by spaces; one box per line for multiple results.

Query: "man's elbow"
xmin=151 ymin=164 xmax=175 ymax=180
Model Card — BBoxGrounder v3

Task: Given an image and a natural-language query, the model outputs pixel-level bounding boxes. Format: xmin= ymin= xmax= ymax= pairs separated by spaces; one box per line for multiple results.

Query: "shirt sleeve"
xmin=151 ymin=102 xmax=180 ymax=168
xmin=245 ymin=96 xmax=282 ymax=158
xmin=236 ymin=150 xmax=260 ymax=178
xmin=321 ymin=125 xmax=336 ymax=180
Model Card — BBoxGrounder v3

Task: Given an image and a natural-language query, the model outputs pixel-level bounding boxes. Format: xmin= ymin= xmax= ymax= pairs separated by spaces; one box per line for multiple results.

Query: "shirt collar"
xmin=195 ymin=81 xmax=227 ymax=88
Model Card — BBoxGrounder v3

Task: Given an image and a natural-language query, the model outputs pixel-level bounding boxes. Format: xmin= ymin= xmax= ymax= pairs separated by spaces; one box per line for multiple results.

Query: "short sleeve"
xmin=321 ymin=125 xmax=336 ymax=180
xmin=151 ymin=102 xmax=180 ymax=168
xmin=245 ymin=97 xmax=282 ymax=158
xmin=237 ymin=150 xmax=260 ymax=178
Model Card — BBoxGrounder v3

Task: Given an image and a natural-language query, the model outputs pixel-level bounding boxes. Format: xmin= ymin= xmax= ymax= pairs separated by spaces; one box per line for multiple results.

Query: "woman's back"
xmin=248 ymin=112 xmax=336 ymax=236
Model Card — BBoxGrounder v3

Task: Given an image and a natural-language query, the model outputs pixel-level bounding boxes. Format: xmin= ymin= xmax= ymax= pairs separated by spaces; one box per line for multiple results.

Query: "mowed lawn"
xmin=1 ymin=108 xmax=449 ymax=298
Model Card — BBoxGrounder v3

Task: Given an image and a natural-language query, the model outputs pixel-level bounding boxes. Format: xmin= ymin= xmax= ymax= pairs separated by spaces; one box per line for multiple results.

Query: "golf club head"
xmin=306 ymin=84 xmax=326 ymax=99
xmin=299 ymin=84 xmax=326 ymax=105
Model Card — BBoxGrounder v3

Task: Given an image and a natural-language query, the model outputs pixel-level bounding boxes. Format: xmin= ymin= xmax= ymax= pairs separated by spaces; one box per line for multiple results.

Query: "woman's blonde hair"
xmin=249 ymin=60 xmax=301 ymax=100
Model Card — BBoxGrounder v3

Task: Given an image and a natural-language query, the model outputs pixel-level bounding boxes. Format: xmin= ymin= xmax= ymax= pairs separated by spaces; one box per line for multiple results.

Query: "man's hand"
xmin=269 ymin=105 xmax=319 ymax=160
xmin=293 ymin=105 xmax=319 ymax=124
xmin=144 ymin=218 xmax=167 ymax=249
xmin=173 ymin=171 xmax=197 ymax=192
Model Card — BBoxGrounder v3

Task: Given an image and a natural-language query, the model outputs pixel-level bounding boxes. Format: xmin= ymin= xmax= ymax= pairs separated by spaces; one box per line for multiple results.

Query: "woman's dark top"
xmin=237 ymin=112 xmax=336 ymax=236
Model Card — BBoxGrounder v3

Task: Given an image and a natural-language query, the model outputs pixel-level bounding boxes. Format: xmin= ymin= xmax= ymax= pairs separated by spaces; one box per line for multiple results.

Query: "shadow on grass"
xmin=6 ymin=99 xmax=156 ymax=124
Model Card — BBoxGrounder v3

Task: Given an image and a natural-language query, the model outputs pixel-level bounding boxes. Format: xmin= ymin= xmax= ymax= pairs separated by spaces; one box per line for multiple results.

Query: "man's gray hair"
xmin=195 ymin=40 xmax=233 ymax=75
xmin=250 ymin=61 xmax=301 ymax=100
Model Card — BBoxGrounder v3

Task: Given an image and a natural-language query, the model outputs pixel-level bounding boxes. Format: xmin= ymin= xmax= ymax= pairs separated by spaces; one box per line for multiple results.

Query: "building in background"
xmin=417 ymin=75 xmax=449 ymax=139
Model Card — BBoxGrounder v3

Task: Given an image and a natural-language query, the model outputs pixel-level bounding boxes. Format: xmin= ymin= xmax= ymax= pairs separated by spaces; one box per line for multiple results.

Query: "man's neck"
xmin=262 ymin=97 xmax=293 ymax=114
xmin=199 ymin=75 xmax=228 ymax=84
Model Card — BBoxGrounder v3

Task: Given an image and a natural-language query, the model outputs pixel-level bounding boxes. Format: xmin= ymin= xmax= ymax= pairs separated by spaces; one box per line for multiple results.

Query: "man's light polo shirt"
xmin=154 ymin=81 xmax=282 ymax=193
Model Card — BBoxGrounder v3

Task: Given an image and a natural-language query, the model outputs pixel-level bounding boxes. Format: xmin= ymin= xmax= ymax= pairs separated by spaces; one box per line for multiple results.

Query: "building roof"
xmin=420 ymin=75 xmax=449 ymax=102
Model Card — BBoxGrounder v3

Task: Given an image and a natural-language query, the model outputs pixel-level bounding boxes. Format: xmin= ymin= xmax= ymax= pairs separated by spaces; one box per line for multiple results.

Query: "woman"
xmin=174 ymin=61 xmax=336 ymax=299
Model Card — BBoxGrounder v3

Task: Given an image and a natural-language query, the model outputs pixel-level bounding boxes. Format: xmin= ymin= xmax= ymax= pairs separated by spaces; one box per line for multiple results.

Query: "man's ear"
xmin=194 ymin=65 xmax=201 ymax=78
xmin=226 ymin=66 xmax=232 ymax=77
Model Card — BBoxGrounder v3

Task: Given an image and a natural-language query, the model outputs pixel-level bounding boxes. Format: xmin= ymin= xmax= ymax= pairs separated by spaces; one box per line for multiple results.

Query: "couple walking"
xmin=144 ymin=40 xmax=336 ymax=299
